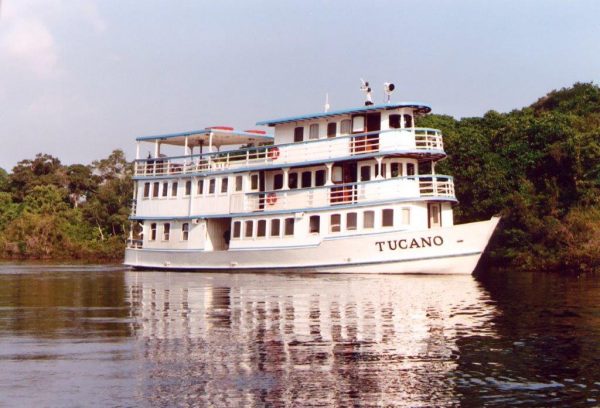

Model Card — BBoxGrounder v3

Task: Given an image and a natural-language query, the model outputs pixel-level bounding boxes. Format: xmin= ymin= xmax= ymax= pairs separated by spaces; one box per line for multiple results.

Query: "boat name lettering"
xmin=375 ymin=236 xmax=444 ymax=252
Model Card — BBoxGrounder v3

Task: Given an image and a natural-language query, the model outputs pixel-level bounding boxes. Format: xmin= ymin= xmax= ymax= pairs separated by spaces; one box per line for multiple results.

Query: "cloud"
xmin=1 ymin=16 xmax=60 ymax=78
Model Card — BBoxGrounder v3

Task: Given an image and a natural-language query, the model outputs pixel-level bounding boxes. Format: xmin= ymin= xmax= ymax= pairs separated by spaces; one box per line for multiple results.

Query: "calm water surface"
xmin=0 ymin=264 xmax=599 ymax=407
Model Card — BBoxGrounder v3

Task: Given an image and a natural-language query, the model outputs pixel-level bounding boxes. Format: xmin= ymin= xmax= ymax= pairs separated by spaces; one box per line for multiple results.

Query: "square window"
xmin=257 ymin=220 xmax=266 ymax=237
xmin=235 ymin=176 xmax=243 ymax=191
xmin=327 ymin=122 xmax=337 ymax=138
xmin=284 ymin=218 xmax=294 ymax=236
xmin=309 ymin=215 xmax=320 ymax=234
xmin=340 ymin=119 xmax=351 ymax=135
xmin=347 ymin=213 xmax=357 ymax=230
xmin=382 ymin=209 xmax=394 ymax=227
xmin=309 ymin=124 xmax=319 ymax=140
xmin=271 ymin=219 xmax=281 ymax=236
xmin=301 ymin=171 xmax=312 ymax=188
xmin=143 ymin=183 xmax=150 ymax=198
xmin=294 ymin=127 xmax=304 ymax=142
xmin=330 ymin=214 xmax=341 ymax=233
xmin=274 ymin=174 xmax=284 ymax=190
xmin=288 ymin=172 xmax=298 ymax=189
xmin=185 ymin=180 xmax=192 ymax=196
xmin=251 ymin=174 xmax=259 ymax=190
xmin=221 ymin=178 xmax=228 ymax=193
xmin=163 ymin=223 xmax=170 ymax=241
xmin=364 ymin=211 xmax=374 ymax=229
xmin=198 ymin=179 xmax=204 ymax=195
xmin=152 ymin=182 xmax=159 ymax=198
xmin=209 ymin=179 xmax=216 ymax=194
xmin=233 ymin=221 xmax=241 ymax=238
xmin=182 ymin=223 xmax=189 ymax=240
xmin=315 ymin=170 xmax=326 ymax=186
xmin=244 ymin=220 xmax=253 ymax=238
xmin=171 ymin=182 xmax=178 ymax=197
xmin=162 ymin=182 xmax=169 ymax=197
xmin=352 ymin=116 xmax=365 ymax=133
xmin=360 ymin=166 xmax=371 ymax=181
xmin=150 ymin=223 xmax=157 ymax=240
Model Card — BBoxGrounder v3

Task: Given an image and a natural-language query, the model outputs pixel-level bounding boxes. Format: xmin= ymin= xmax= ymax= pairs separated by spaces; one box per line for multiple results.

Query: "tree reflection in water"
xmin=127 ymin=272 xmax=496 ymax=407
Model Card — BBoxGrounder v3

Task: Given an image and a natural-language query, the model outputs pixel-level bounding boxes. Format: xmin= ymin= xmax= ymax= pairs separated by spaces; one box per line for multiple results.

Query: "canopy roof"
xmin=256 ymin=102 xmax=432 ymax=127
xmin=136 ymin=128 xmax=274 ymax=147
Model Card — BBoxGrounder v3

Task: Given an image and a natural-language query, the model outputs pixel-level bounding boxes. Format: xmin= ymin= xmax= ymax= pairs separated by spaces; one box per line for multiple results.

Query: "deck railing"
xmin=242 ymin=175 xmax=454 ymax=213
xmin=133 ymin=128 xmax=445 ymax=177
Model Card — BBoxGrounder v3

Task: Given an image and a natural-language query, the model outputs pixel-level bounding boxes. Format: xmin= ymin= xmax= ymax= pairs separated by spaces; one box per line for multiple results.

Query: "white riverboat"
xmin=124 ymin=87 xmax=499 ymax=273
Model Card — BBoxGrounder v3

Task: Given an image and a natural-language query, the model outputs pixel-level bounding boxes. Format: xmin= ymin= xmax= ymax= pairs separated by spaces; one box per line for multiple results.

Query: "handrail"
xmin=133 ymin=128 xmax=445 ymax=177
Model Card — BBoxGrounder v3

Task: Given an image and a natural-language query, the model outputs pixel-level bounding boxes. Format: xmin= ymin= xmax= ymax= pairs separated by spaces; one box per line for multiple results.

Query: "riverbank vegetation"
xmin=419 ymin=82 xmax=600 ymax=273
xmin=0 ymin=150 xmax=131 ymax=261
xmin=0 ymin=83 xmax=598 ymax=271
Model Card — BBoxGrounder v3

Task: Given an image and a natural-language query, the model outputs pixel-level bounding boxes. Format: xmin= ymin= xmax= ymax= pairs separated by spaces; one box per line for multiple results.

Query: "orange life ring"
xmin=266 ymin=193 xmax=277 ymax=205
xmin=268 ymin=146 xmax=280 ymax=160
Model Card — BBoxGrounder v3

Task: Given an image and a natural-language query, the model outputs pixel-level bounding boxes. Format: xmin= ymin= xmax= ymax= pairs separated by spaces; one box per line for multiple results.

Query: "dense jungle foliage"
xmin=419 ymin=82 xmax=600 ymax=273
xmin=0 ymin=150 xmax=131 ymax=261
xmin=0 ymin=83 xmax=598 ymax=271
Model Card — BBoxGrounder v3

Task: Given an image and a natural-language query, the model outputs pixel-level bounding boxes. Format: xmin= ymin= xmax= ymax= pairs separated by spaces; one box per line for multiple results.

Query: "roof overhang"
xmin=136 ymin=128 xmax=273 ymax=147
xmin=256 ymin=102 xmax=432 ymax=127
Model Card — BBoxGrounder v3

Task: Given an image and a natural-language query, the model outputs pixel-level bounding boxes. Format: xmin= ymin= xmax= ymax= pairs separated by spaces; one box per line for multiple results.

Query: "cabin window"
xmin=309 ymin=215 xmax=320 ymax=234
xmin=162 ymin=182 xmax=169 ymax=197
xmin=221 ymin=178 xmax=228 ymax=193
xmin=288 ymin=172 xmax=298 ymax=189
xmin=171 ymin=182 xmax=178 ymax=197
xmin=402 ymin=208 xmax=411 ymax=224
xmin=332 ymin=166 xmax=343 ymax=183
xmin=407 ymin=163 xmax=416 ymax=176
xmin=294 ymin=126 xmax=304 ymax=142
xmin=273 ymin=174 xmax=284 ymax=190
xmin=271 ymin=219 xmax=281 ymax=237
xmin=340 ymin=119 xmax=352 ymax=135
xmin=352 ymin=115 xmax=365 ymax=133
xmin=150 ymin=223 xmax=157 ymax=241
xmin=235 ymin=175 xmax=243 ymax=191
xmin=364 ymin=211 xmax=374 ymax=229
xmin=143 ymin=183 xmax=150 ymax=198
xmin=309 ymin=124 xmax=319 ymax=140
xmin=315 ymin=170 xmax=326 ymax=186
xmin=360 ymin=166 xmax=371 ymax=181
xmin=182 ymin=223 xmax=189 ymax=240
xmin=382 ymin=209 xmax=394 ymax=227
xmin=327 ymin=122 xmax=337 ymax=138
xmin=209 ymin=179 xmax=216 ymax=194
xmin=244 ymin=220 xmax=253 ymax=238
xmin=233 ymin=221 xmax=241 ymax=238
xmin=284 ymin=218 xmax=294 ymax=236
xmin=347 ymin=213 xmax=357 ymax=230
xmin=250 ymin=174 xmax=259 ymax=190
xmin=391 ymin=163 xmax=402 ymax=177
xmin=389 ymin=114 xmax=401 ymax=129
xmin=301 ymin=171 xmax=312 ymax=188
xmin=163 ymin=223 xmax=170 ymax=241
xmin=330 ymin=214 xmax=341 ymax=232
xmin=403 ymin=114 xmax=413 ymax=128
xmin=185 ymin=180 xmax=192 ymax=196
xmin=257 ymin=220 xmax=267 ymax=237
xmin=152 ymin=182 xmax=159 ymax=198
xmin=198 ymin=179 xmax=204 ymax=195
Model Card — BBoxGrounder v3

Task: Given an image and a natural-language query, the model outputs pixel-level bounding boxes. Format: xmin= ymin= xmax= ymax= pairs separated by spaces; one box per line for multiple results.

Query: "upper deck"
xmin=133 ymin=103 xmax=443 ymax=179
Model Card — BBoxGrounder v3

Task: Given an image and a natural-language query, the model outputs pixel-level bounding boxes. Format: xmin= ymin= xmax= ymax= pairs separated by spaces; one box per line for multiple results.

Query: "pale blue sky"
xmin=0 ymin=0 xmax=599 ymax=170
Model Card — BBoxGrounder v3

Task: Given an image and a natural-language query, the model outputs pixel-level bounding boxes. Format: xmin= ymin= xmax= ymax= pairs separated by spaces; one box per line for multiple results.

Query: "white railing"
xmin=134 ymin=128 xmax=445 ymax=177
xmin=241 ymin=175 xmax=454 ymax=213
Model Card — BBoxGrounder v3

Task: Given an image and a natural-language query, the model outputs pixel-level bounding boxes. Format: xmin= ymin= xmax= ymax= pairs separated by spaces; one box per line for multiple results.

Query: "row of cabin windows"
xmin=273 ymin=169 xmax=327 ymax=190
xmin=233 ymin=208 xmax=409 ymax=240
xmin=148 ymin=222 xmax=189 ymax=241
xmin=143 ymin=175 xmax=251 ymax=199
xmin=142 ymin=161 xmax=417 ymax=199
xmin=293 ymin=114 xmax=413 ymax=142
xmin=308 ymin=208 xmax=408 ymax=234
xmin=232 ymin=218 xmax=295 ymax=239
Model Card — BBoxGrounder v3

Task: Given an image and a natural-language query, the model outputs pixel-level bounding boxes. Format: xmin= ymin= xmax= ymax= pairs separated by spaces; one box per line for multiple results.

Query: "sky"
xmin=0 ymin=0 xmax=599 ymax=171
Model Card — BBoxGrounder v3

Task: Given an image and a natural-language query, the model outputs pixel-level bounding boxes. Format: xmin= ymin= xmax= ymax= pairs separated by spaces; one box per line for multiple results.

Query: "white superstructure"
xmin=125 ymin=97 xmax=499 ymax=273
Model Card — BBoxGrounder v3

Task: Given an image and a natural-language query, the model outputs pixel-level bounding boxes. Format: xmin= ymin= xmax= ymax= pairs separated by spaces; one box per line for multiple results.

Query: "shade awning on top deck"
xmin=136 ymin=128 xmax=273 ymax=147
xmin=256 ymin=102 xmax=432 ymax=126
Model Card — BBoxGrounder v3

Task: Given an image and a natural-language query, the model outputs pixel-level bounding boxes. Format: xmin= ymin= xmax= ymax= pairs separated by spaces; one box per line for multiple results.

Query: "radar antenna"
xmin=324 ymin=93 xmax=330 ymax=112
xmin=360 ymin=79 xmax=373 ymax=106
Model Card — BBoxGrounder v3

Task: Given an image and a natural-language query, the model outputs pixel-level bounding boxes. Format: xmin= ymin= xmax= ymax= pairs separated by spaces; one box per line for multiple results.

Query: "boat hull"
xmin=124 ymin=217 xmax=500 ymax=274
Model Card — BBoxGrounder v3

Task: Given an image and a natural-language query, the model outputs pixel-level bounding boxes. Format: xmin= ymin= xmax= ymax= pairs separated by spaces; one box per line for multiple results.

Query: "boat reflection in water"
xmin=127 ymin=272 xmax=496 ymax=406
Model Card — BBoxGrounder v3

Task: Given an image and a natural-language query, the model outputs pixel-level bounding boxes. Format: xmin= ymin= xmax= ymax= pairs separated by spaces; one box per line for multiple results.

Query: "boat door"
xmin=330 ymin=162 xmax=357 ymax=204
xmin=428 ymin=202 xmax=442 ymax=228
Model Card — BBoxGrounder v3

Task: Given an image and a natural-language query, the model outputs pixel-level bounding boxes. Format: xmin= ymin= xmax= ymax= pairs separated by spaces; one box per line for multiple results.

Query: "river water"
xmin=0 ymin=264 xmax=598 ymax=407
